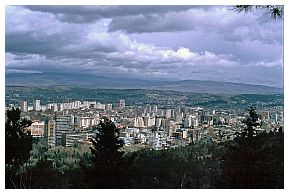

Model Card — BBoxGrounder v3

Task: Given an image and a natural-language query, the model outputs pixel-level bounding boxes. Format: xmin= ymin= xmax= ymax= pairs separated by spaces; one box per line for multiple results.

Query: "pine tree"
xmin=242 ymin=106 xmax=262 ymax=138
xmin=219 ymin=107 xmax=283 ymax=188
xmin=89 ymin=118 xmax=125 ymax=188
xmin=90 ymin=118 xmax=124 ymax=165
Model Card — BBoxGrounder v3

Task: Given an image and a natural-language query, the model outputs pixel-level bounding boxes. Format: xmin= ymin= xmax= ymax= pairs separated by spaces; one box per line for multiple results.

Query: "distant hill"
xmin=5 ymin=72 xmax=283 ymax=94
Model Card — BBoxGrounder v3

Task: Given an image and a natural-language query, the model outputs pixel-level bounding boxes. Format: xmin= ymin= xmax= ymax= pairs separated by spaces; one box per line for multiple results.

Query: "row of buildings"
xmin=20 ymin=99 xmax=125 ymax=112
xmin=17 ymin=99 xmax=283 ymax=149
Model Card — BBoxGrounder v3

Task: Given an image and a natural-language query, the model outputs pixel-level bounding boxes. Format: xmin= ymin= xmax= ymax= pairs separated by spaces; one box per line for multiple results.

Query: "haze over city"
xmin=5 ymin=5 xmax=283 ymax=87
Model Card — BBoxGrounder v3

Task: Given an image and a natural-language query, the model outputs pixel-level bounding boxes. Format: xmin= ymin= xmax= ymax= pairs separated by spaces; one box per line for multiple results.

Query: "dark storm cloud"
xmin=6 ymin=30 xmax=74 ymax=56
xmin=6 ymin=6 xmax=125 ymax=57
xmin=109 ymin=6 xmax=283 ymax=44
xmin=23 ymin=5 xmax=197 ymax=23
xmin=109 ymin=14 xmax=191 ymax=33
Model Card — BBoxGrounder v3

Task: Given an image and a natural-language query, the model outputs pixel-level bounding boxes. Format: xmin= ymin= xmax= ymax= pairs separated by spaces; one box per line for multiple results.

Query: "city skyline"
xmin=5 ymin=5 xmax=284 ymax=87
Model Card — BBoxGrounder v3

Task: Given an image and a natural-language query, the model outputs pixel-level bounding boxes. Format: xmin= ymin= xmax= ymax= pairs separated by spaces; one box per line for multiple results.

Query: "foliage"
xmin=126 ymin=144 xmax=218 ymax=188
xmin=5 ymin=107 xmax=284 ymax=188
xmin=234 ymin=5 xmax=283 ymax=20
xmin=5 ymin=107 xmax=33 ymax=167
xmin=30 ymin=138 xmax=49 ymax=162
xmin=87 ymin=118 xmax=128 ymax=188
xmin=216 ymin=107 xmax=283 ymax=188
xmin=90 ymin=119 xmax=124 ymax=164
xmin=242 ymin=106 xmax=262 ymax=138
xmin=6 ymin=131 xmax=283 ymax=188
xmin=219 ymin=132 xmax=283 ymax=188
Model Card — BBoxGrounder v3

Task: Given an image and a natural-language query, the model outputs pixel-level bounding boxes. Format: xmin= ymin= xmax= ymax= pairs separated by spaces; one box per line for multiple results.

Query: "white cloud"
xmin=251 ymin=58 xmax=283 ymax=67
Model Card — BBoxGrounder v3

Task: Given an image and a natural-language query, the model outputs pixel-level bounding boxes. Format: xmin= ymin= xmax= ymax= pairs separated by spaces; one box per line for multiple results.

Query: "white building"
xmin=53 ymin=103 xmax=58 ymax=112
xmin=119 ymin=100 xmax=125 ymax=108
xmin=134 ymin=117 xmax=144 ymax=128
xmin=20 ymin=101 xmax=28 ymax=112
xmin=46 ymin=103 xmax=54 ymax=110
xmin=95 ymin=102 xmax=105 ymax=110
xmin=105 ymin=104 xmax=113 ymax=110
xmin=28 ymin=120 xmax=45 ymax=137
xmin=155 ymin=117 xmax=162 ymax=127
xmin=152 ymin=105 xmax=158 ymax=113
xmin=166 ymin=109 xmax=172 ymax=119
xmin=33 ymin=100 xmax=41 ymax=111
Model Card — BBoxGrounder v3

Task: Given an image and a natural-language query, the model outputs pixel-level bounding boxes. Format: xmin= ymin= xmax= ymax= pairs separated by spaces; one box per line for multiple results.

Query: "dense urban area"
xmin=5 ymin=86 xmax=284 ymax=188
xmin=5 ymin=86 xmax=284 ymax=149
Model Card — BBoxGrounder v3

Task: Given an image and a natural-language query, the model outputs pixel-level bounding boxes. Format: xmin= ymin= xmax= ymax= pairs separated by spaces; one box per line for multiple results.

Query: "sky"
xmin=5 ymin=5 xmax=284 ymax=87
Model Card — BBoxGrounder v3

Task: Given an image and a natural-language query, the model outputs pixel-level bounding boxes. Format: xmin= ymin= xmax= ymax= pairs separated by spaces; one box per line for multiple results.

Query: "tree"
xmin=242 ymin=106 xmax=262 ymax=138
xmin=234 ymin=5 xmax=283 ymax=20
xmin=88 ymin=118 xmax=126 ymax=188
xmin=90 ymin=118 xmax=124 ymax=166
xmin=5 ymin=107 xmax=33 ymax=167
xmin=219 ymin=107 xmax=283 ymax=188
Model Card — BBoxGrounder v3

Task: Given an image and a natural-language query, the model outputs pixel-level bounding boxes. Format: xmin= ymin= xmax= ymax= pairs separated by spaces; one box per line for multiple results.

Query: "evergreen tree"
xmin=90 ymin=118 xmax=124 ymax=166
xmin=89 ymin=118 xmax=126 ymax=188
xmin=5 ymin=107 xmax=33 ymax=167
xmin=242 ymin=106 xmax=262 ymax=138
xmin=219 ymin=107 xmax=283 ymax=188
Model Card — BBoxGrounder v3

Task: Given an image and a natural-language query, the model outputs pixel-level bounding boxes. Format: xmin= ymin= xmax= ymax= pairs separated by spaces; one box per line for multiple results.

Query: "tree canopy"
xmin=5 ymin=107 xmax=33 ymax=167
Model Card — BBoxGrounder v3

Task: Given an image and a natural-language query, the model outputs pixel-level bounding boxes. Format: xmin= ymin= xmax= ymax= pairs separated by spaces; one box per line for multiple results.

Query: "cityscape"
xmin=6 ymin=94 xmax=284 ymax=149
xmin=5 ymin=4 xmax=284 ymax=189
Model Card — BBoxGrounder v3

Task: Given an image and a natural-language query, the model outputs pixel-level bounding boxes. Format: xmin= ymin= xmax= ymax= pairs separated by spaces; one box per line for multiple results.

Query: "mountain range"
xmin=5 ymin=72 xmax=283 ymax=94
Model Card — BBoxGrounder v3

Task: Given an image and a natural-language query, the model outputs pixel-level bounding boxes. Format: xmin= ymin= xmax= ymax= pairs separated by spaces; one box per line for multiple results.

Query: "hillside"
xmin=6 ymin=72 xmax=283 ymax=94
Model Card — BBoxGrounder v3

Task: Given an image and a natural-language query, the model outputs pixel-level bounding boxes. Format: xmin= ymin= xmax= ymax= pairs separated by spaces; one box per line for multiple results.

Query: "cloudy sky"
xmin=5 ymin=5 xmax=283 ymax=87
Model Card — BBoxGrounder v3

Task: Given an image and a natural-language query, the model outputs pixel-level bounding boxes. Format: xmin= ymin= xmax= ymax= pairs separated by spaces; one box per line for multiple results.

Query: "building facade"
xmin=55 ymin=114 xmax=72 ymax=146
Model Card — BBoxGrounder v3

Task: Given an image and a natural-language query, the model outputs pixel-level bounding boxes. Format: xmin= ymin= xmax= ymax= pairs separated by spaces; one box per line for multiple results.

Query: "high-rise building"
xmin=55 ymin=114 xmax=72 ymax=146
xmin=59 ymin=104 xmax=64 ymax=112
xmin=46 ymin=103 xmax=53 ymax=110
xmin=161 ymin=118 xmax=169 ymax=133
xmin=192 ymin=116 xmax=199 ymax=127
xmin=175 ymin=113 xmax=183 ymax=123
xmin=133 ymin=117 xmax=144 ymax=128
xmin=33 ymin=100 xmax=41 ymax=111
xmin=20 ymin=101 xmax=28 ymax=112
xmin=184 ymin=115 xmax=199 ymax=128
xmin=166 ymin=109 xmax=172 ymax=119
xmin=73 ymin=101 xmax=81 ymax=109
xmin=45 ymin=120 xmax=55 ymax=146
xmin=119 ymin=100 xmax=125 ymax=108
xmin=53 ymin=103 xmax=58 ymax=112
xmin=105 ymin=104 xmax=113 ymax=110
xmin=143 ymin=116 xmax=155 ymax=127
xmin=155 ymin=117 xmax=162 ymax=127
xmin=152 ymin=105 xmax=158 ymax=113
xmin=41 ymin=106 xmax=46 ymax=111
xmin=184 ymin=117 xmax=191 ymax=128
xmin=95 ymin=102 xmax=105 ymax=110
